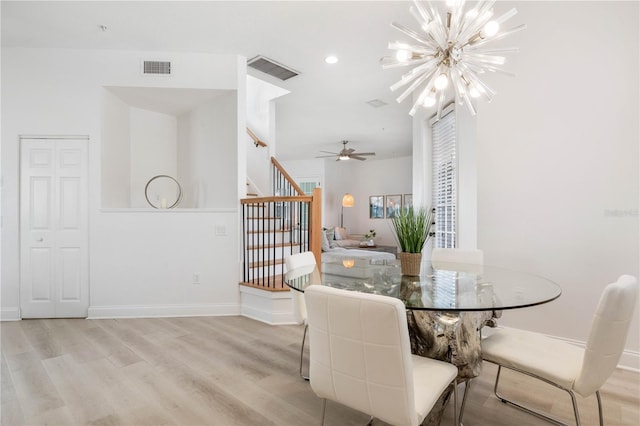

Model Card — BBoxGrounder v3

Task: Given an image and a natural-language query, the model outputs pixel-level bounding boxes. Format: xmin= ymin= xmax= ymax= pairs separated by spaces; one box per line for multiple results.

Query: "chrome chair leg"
xmin=365 ymin=416 xmax=374 ymax=425
xmin=459 ymin=378 xmax=470 ymax=424
xmin=319 ymin=398 xmax=326 ymax=426
xmin=300 ymin=323 xmax=309 ymax=380
xmin=452 ymin=380 xmax=459 ymax=426
xmin=491 ymin=362 xmax=583 ymax=426
xmin=595 ymin=390 xmax=604 ymax=426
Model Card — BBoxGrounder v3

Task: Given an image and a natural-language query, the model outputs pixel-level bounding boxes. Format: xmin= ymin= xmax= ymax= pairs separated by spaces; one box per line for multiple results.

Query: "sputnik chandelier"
xmin=382 ymin=0 xmax=526 ymax=117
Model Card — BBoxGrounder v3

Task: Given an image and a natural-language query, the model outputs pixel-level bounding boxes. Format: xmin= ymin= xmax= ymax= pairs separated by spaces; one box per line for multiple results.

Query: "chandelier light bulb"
xmin=395 ymin=49 xmax=412 ymax=62
xmin=482 ymin=21 xmax=500 ymax=38
xmin=383 ymin=0 xmax=525 ymax=117
xmin=434 ymin=73 xmax=449 ymax=90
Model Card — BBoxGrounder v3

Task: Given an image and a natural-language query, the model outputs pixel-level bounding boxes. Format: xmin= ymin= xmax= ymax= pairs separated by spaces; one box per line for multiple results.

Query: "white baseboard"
xmin=0 ymin=307 xmax=21 ymax=321
xmin=485 ymin=326 xmax=639 ymax=372
xmin=87 ymin=303 xmax=239 ymax=319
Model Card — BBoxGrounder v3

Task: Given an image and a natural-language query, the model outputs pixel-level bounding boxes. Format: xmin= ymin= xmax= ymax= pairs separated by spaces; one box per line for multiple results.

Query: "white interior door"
xmin=20 ymin=137 xmax=89 ymax=318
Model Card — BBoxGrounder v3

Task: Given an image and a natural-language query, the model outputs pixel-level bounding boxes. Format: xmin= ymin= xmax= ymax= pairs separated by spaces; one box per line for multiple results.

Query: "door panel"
xmin=60 ymin=248 xmax=81 ymax=301
xmin=30 ymin=177 xmax=52 ymax=229
xmin=29 ymin=248 xmax=53 ymax=301
xmin=20 ymin=137 xmax=89 ymax=318
xmin=60 ymin=177 xmax=80 ymax=229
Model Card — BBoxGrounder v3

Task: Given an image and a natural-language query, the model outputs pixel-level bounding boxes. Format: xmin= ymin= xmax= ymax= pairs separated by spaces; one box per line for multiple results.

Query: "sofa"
xmin=320 ymin=226 xmax=396 ymax=266
xmin=322 ymin=227 xmax=364 ymax=250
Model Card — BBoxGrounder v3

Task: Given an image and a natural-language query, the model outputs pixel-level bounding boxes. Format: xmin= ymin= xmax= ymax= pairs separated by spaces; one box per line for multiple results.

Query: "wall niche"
xmin=100 ymin=86 xmax=238 ymax=209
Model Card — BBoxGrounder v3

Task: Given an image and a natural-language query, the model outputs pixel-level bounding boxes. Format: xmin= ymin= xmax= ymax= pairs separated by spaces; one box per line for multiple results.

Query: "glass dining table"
xmin=285 ymin=257 xmax=561 ymax=426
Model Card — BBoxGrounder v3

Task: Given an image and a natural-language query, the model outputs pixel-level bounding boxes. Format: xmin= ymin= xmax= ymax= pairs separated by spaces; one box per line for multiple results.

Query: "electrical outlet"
xmin=193 ymin=273 xmax=200 ymax=285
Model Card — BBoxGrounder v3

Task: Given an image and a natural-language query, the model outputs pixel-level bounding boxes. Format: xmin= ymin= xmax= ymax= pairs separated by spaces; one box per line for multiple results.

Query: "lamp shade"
xmin=342 ymin=193 xmax=354 ymax=208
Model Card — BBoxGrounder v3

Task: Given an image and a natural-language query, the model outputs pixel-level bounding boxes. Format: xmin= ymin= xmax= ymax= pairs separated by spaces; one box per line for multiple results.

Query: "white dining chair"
xmin=304 ymin=285 xmax=460 ymax=426
xmin=283 ymin=251 xmax=317 ymax=380
xmin=480 ymin=275 xmax=638 ymax=426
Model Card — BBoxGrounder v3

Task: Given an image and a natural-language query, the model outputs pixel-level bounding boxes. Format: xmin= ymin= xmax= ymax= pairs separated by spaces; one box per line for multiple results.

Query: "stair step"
xmin=246 ymin=217 xmax=280 ymax=220
xmin=246 ymin=229 xmax=294 ymax=234
xmin=246 ymin=242 xmax=295 ymax=250
xmin=249 ymin=258 xmax=285 ymax=269
xmin=240 ymin=275 xmax=288 ymax=292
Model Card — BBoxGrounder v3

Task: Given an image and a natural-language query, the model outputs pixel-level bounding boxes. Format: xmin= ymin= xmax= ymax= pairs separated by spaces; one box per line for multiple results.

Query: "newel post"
xmin=310 ymin=187 xmax=322 ymax=272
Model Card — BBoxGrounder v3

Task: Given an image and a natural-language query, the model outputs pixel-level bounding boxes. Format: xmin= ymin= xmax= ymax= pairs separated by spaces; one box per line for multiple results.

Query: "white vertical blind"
xmin=297 ymin=178 xmax=320 ymax=227
xmin=431 ymin=108 xmax=457 ymax=248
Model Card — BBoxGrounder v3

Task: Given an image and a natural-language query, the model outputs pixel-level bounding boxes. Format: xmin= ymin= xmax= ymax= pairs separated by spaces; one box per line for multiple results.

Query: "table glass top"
xmin=284 ymin=258 xmax=561 ymax=312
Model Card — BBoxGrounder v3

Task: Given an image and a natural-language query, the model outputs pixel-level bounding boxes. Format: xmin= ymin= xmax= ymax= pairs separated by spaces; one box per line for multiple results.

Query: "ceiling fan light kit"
xmin=316 ymin=140 xmax=376 ymax=161
xmin=382 ymin=0 xmax=525 ymax=118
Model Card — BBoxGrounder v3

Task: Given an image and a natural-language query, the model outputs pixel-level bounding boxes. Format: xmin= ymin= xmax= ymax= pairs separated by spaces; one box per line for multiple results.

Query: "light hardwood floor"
xmin=1 ymin=316 xmax=638 ymax=425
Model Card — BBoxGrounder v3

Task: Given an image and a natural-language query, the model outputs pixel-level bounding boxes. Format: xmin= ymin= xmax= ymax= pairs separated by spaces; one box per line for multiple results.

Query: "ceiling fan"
xmin=316 ymin=140 xmax=376 ymax=161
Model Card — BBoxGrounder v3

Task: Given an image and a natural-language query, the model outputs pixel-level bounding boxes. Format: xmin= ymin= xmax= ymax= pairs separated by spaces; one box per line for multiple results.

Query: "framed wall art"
xmin=403 ymin=194 xmax=413 ymax=212
xmin=386 ymin=195 xmax=402 ymax=218
xmin=369 ymin=195 xmax=384 ymax=219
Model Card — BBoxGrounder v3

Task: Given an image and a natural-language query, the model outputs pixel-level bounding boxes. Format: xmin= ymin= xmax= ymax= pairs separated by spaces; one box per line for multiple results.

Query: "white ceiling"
xmin=1 ymin=1 xmax=419 ymax=161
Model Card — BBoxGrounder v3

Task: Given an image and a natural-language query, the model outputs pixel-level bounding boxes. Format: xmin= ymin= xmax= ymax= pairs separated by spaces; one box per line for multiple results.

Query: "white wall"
xmin=178 ymin=93 xmax=238 ymax=208
xmin=246 ymin=75 xmax=289 ymax=195
xmin=478 ymin=1 xmax=639 ymax=360
xmin=2 ymin=47 xmax=245 ymax=319
xmin=101 ymin=89 xmax=131 ymax=208
xmin=89 ymin=210 xmax=238 ymax=317
xmin=130 ymin=107 xmax=178 ymax=208
xmin=413 ymin=1 xmax=639 ymax=367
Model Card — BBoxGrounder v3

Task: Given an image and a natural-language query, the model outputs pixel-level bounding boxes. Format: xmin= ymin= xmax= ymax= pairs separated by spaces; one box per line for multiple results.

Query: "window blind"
xmin=431 ymin=109 xmax=457 ymax=248
xmin=297 ymin=179 xmax=320 ymax=228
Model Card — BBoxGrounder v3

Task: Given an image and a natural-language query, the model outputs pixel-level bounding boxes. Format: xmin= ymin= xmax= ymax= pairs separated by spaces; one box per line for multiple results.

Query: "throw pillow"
xmin=334 ymin=227 xmax=348 ymax=241
xmin=321 ymin=230 xmax=331 ymax=252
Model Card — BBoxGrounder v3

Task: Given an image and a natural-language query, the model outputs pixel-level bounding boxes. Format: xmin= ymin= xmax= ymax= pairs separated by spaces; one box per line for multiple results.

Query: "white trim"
xmin=99 ymin=208 xmax=237 ymax=213
xmin=239 ymin=285 xmax=297 ymax=325
xmin=19 ymin=134 xmax=90 ymax=140
xmin=87 ymin=303 xmax=239 ymax=319
xmin=0 ymin=308 xmax=21 ymax=321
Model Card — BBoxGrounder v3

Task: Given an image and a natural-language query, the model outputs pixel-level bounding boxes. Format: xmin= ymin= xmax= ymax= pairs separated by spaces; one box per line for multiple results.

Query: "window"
xmin=431 ymin=106 xmax=457 ymax=248
xmin=296 ymin=177 xmax=321 ymax=227
xmin=299 ymin=180 xmax=319 ymax=195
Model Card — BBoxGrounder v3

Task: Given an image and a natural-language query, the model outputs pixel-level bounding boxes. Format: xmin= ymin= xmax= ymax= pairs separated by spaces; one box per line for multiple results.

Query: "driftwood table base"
xmin=407 ymin=310 xmax=497 ymax=426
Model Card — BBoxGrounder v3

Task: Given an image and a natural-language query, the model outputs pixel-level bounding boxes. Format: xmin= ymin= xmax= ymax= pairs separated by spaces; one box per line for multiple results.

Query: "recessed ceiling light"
xmin=325 ymin=55 xmax=338 ymax=64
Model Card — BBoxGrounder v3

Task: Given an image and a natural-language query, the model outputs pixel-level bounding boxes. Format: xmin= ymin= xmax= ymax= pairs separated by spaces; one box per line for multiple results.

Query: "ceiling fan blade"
xmin=352 ymin=152 xmax=376 ymax=156
xmin=316 ymin=155 xmax=340 ymax=158
xmin=346 ymin=148 xmax=355 ymax=154
xmin=350 ymin=155 xmax=368 ymax=161
xmin=319 ymin=150 xmax=339 ymax=155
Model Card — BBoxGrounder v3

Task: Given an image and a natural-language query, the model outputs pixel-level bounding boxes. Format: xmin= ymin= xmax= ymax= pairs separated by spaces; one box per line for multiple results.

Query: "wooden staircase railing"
xmin=247 ymin=128 xmax=267 ymax=147
xmin=240 ymin=157 xmax=321 ymax=291
xmin=271 ymin=157 xmax=304 ymax=196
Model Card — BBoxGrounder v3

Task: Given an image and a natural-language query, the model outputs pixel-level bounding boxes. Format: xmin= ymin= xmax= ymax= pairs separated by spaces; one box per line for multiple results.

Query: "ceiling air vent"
xmin=143 ymin=60 xmax=171 ymax=75
xmin=247 ymin=55 xmax=299 ymax=81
